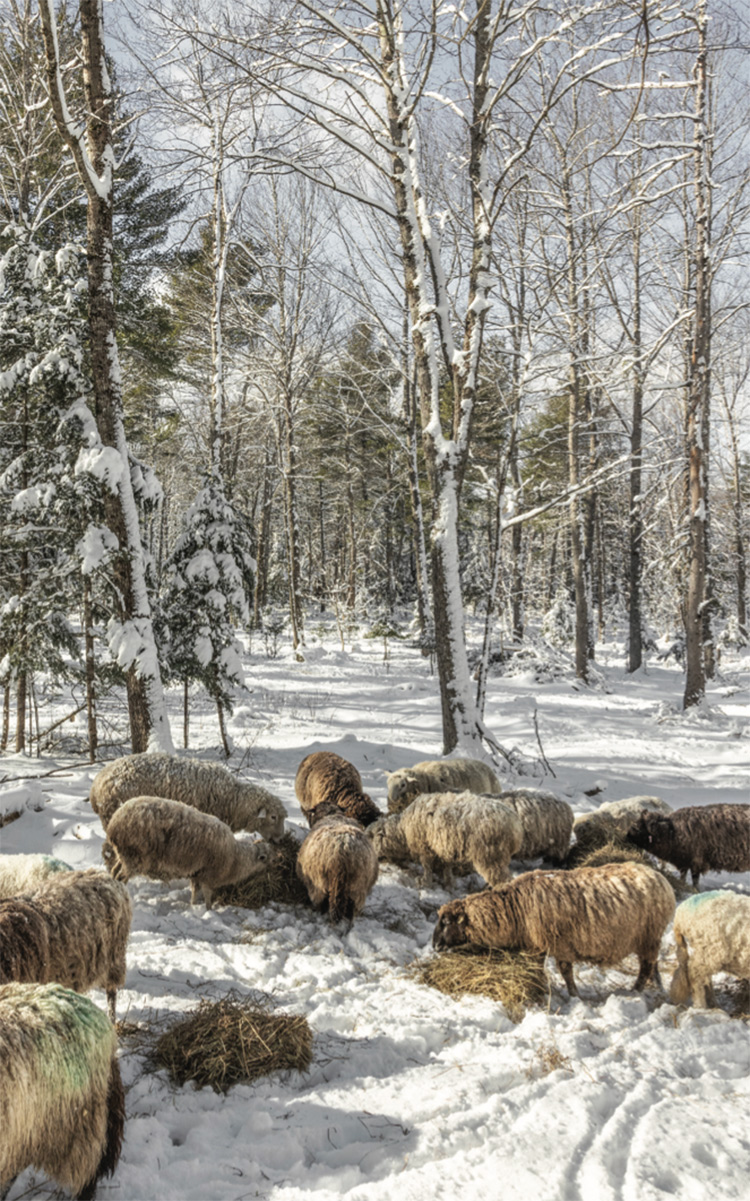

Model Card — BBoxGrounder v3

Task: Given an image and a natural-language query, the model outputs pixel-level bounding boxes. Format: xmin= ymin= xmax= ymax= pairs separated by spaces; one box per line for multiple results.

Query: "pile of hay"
xmin=150 ymin=995 xmax=313 ymax=1093
xmin=213 ymin=832 xmax=312 ymax=909
xmin=413 ymin=947 xmax=549 ymax=1021
xmin=566 ymin=840 xmax=691 ymax=899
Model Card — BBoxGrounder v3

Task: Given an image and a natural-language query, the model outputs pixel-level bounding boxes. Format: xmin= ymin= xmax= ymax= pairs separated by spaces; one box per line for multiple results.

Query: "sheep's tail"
xmin=328 ymin=875 xmax=353 ymax=925
xmin=76 ymin=1052 xmax=125 ymax=1201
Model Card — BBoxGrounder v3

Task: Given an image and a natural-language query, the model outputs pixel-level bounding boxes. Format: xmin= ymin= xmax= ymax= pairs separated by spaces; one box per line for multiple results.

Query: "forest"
xmin=1 ymin=0 xmax=749 ymax=759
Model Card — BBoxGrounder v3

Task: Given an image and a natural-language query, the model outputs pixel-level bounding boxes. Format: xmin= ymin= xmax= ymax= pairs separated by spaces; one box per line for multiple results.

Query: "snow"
xmin=2 ymin=632 xmax=750 ymax=1200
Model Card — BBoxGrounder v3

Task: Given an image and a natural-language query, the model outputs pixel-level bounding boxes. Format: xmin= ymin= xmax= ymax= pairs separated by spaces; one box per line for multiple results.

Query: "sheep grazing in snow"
xmin=497 ymin=789 xmax=574 ymax=862
xmin=296 ymin=808 xmax=379 ymax=927
xmin=669 ymin=890 xmax=750 ymax=1008
xmin=573 ymin=796 xmax=672 ymax=856
xmin=295 ymin=751 xmax=383 ymax=828
xmin=0 ymin=869 xmax=132 ymax=1022
xmin=0 ymin=852 xmax=72 ymax=900
xmin=386 ymin=756 xmax=502 ymax=815
xmin=0 ymin=981 xmax=124 ymax=1201
xmin=626 ymin=803 xmax=750 ymax=888
xmin=367 ymin=791 xmax=523 ymax=888
xmin=432 ymin=861 xmax=675 ymax=997
xmin=89 ymin=751 xmax=287 ymax=840
xmin=102 ymin=795 xmax=272 ymax=910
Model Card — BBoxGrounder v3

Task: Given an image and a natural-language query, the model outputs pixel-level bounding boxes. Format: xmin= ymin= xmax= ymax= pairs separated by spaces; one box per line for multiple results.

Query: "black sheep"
xmin=626 ymin=803 xmax=750 ymax=888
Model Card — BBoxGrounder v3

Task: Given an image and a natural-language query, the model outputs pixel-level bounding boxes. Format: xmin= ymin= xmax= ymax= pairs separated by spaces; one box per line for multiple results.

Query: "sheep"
xmin=386 ymin=756 xmax=502 ymax=814
xmin=367 ymin=791 xmax=523 ymax=888
xmin=295 ymin=751 xmax=383 ymax=827
xmin=296 ymin=808 xmax=379 ymax=927
xmin=626 ymin=802 xmax=750 ymax=888
xmin=573 ymin=796 xmax=672 ymax=856
xmin=0 ymin=852 xmax=72 ymax=900
xmin=89 ymin=751 xmax=287 ymax=840
xmin=496 ymin=788 xmax=574 ymax=862
xmin=0 ymin=981 xmax=124 ymax=1201
xmin=669 ymin=890 xmax=750 ymax=1008
xmin=432 ymin=861 xmax=675 ymax=997
xmin=102 ymin=795 xmax=272 ymax=910
xmin=0 ymin=869 xmax=132 ymax=1022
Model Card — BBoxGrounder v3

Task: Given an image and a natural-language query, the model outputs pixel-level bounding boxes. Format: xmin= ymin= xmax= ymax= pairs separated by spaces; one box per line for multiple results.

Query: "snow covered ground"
xmin=2 ymin=629 xmax=750 ymax=1201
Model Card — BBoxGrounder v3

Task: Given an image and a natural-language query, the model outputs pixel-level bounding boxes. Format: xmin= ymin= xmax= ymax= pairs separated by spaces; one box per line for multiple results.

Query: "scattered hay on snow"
xmin=412 ymin=946 xmax=549 ymax=1021
xmin=213 ymin=832 xmax=312 ymax=909
xmin=149 ymin=995 xmax=313 ymax=1093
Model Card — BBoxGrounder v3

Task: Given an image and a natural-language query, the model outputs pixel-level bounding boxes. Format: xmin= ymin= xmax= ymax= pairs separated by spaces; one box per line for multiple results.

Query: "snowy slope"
xmin=2 ymin=632 xmax=750 ymax=1200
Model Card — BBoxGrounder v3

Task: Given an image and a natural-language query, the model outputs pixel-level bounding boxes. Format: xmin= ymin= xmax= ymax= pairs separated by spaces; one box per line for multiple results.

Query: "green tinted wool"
xmin=41 ymin=855 xmax=73 ymax=873
xmin=31 ymin=987 xmax=114 ymax=1096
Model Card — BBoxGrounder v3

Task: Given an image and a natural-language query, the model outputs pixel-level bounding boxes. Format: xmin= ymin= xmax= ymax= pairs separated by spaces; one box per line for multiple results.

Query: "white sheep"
xmin=89 ymin=752 xmax=287 ymax=839
xmin=0 ymin=852 xmax=72 ymax=900
xmin=0 ymin=869 xmax=132 ymax=1022
xmin=497 ymin=789 xmax=574 ymax=862
xmin=573 ymin=795 xmax=672 ymax=855
xmin=296 ymin=809 xmax=379 ymax=927
xmin=434 ymin=861 xmax=676 ymax=997
xmin=102 ymin=795 xmax=272 ymax=910
xmin=367 ymin=791 xmax=523 ymax=888
xmin=0 ymin=981 xmax=124 ymax=1200
xmin=669 ymin=890 xmax=750 ymax=1008
xmin=386 ymin=756 xmax=502 ymax=814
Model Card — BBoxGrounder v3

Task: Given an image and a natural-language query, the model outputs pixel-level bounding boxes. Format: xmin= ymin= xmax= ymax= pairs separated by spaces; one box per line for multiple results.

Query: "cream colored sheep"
xmin=386 ymin=757 xmax=502 ymax=814
xmin=433 ymin=861 xmax=675 ymax=997
xmin=90 ymin=752 xmax=286 ymax=839
xmin=0 ymin=981 xmax=124 ymax=1200
xmin=102 ymin=795 xmax=271 ymax=910
xmin=296 ymin=809 xmax=379 ymax=927
xmin=0 ymin=869 xmax=132 ymax=1022
xmin=497 ymin=789 xmax=574 ymax=862
xmin=669 ymin=890 xmax=750 ymax=1008
xmin=0 ymin=853 xmax=72 ymax=900
xmin=573 ymin=795 xmax=671 ymax=855
xmin=367 ymin=791 xmax=523 ymax=888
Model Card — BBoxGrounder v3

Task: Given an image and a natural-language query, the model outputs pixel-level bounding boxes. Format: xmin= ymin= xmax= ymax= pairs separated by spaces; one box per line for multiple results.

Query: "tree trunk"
xmin=14 ymin=673 xmax=26 ymax=754
xmin=83 ymin=575 xmax=97 ymax=763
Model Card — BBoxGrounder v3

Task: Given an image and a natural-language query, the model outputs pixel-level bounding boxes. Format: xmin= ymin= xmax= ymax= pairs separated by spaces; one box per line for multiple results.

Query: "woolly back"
xmin=0 ymin=899 xmax=50 ymax=984
xmin=0 ymin=982 xmax=123 ymax=1192
xmin=401 ymin=792 xmax=522 ymax=860
xmin=30 ymin=869 xmax=132 ymax=993
xmin=0 ymin=853 xmax=73 ymax=900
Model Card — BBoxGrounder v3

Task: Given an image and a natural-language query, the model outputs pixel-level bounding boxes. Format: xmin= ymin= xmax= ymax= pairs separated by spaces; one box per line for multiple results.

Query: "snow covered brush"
xmin=0 ymin=869 xmax=132 ymax=1022
xmin=296 ymin=806 xmax=379 ymax=927
xmin=386 ymin=756 xmax=502 ymax=814
xmin=432 ymin=862 xmax=676 ymax=997
xmin=0 ymin=981 xmax=124 ymax=1200
xmin=295 ymin=751 xmax=383 ymax=827
xmin=90 ymin=752 xmax=287 ymax=840
xmin=0 ymin=852 xmax=72 ymax=899
xmin=368 ymin=792 xmax=523 ymax=888
xmin=102 ymin=795 xmax=272 ymax=910
xmin=626 ymin=803 xmax=750 ymax=889
xmin=669 ymin=890 xmax=750 ymax=1009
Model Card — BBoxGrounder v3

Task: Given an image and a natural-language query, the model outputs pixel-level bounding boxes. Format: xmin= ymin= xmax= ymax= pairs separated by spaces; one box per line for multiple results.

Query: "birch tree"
xmin=39 ymin=0 xmax=172 ymax=752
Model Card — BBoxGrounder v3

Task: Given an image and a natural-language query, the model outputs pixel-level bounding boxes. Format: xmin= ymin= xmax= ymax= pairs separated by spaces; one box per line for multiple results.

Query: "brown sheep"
xmin=432 ymin=861 xmax=675 ymax=997
xmin=0 ymin=870 xmax=132 ymax=1022
xmin=626 ymin=803 xmax=750 ymax=888
xmin=295 ymin=751 xmax=383 ymax=827
xmin=296 ymin=809 xmax=379 ymax=927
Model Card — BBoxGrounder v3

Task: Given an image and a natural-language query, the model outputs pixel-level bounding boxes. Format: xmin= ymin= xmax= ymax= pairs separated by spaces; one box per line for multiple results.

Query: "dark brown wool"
xmin=626 ymin=803 xmax=750 ymax=888
xmin=295 ymin=751 xmax=383 ymax=827
xmin=0 ymin=899 xmax=50 ymax=984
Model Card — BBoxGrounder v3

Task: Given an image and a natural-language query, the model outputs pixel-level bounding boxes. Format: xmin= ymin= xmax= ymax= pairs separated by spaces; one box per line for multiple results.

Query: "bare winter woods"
xmin=1 ymin=0 xmax=749 ymax=756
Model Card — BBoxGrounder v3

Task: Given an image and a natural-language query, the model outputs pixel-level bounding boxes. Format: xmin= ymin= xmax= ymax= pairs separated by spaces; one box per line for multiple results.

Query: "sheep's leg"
xmin=190 ymin=878 xmax=201 ymax=905
xmin=634 ymin=959 xmax=657 ymax=990
xmin=692 ymin=978 xmax=710 ymax=1008
xmin=704 ymin=979 xmax=717 ymax=1008
xmin=690 ymin=867 xmax=701 ymax=889
xmin=107 ymin=989 xmax=117 ymax=1023
xmin=201 ymin=884 xmax=214 ymax=910
xmin=557 ymin=960 xmax=578 ymax=997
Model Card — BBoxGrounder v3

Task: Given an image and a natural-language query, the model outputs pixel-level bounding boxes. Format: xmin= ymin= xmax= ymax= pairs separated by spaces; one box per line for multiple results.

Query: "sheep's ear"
xmin=457 ymin=912 xmax=468 ymax=927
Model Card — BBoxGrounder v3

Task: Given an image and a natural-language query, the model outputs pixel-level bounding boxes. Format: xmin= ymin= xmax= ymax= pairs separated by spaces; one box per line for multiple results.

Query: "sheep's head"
xmin=256 ymin=808 xmax=286 ymax=842
xmin=432 ymin=901 xmax=470 ymax=950
xmin=626 ymin=811 xmax=672 ymax=852
xmin=387 ymin=771 xmax=419 ymax=805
